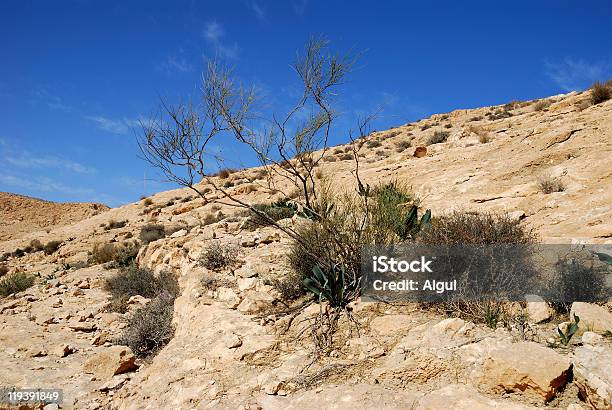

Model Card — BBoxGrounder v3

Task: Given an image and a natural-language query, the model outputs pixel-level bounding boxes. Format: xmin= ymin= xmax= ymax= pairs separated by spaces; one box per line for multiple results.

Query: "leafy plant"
xmin=558 ymin=314 xmax=580 ymax=345
xmin=303 ymin=264 xmax=347 ymax=307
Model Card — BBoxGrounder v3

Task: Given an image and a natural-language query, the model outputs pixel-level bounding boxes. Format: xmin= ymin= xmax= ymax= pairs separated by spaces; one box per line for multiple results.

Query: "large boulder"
xmin=83 ymin=346 xmax=138 ymax=379
xmin=573 ymin=345 xmax=612 ymax=409
xmin=570 ymin=302 xmax=612 ymax=333
xmin=525 ymin=294 xmax=554 ymax=323
xmin=479 ymin=341 xmax=571 ymax=402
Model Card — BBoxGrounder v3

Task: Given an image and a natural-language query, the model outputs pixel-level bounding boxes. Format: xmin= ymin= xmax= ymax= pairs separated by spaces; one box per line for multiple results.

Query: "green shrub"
xmin=104 ymin=265 xmax=178 ymax=311
xmin=427 ymin=130 xmax=449 ymax=145
xmin=590 ymin=81 xmax=611 ymax=105
xmin=12 ymin=248 xmax=25 ymax=258
xmin=139 ymin=223 xmax=165 ymax=244
xmin=0 ymin=272 xmax=35 ymax=297
xmin=552 ymin=257 xmax=606 ymax=313
xmin=200 ymin=242 xmax=239 ymax=270
xmin=43 ymin=240 xmax=62 ymax=255
xmin=243 ymin=199 xmax=298 ymax=230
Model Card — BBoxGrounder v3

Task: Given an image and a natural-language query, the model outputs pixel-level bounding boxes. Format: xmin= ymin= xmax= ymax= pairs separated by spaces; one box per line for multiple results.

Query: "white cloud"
xmin=31 ymin=88 xmax=71 ymax=112
xmin=157 ymin=55 xmax=193 ymax=74
xmin=86 ymin=116 xmax=152 ymax=134
xmin=202 ymin=21 xmax=240 ymax=60
xmin=249 ymin=1 xmax=265 ymax=19
xmin=5 ymin=153 xmax=96 ymax=174
xmin=203 ymin=21 xmax=224 ymax=42
xmin=0 ymin=174 xmax=95 ymax=196
xmin=544 ymin=58 xmax=610 ymax=91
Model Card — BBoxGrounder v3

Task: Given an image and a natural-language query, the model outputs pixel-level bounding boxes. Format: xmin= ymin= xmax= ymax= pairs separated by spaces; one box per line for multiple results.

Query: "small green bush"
xmin=591 ymin=81 xmax=611 ymax=105
xmin=0 ymin=272 xmax=35 ymax=297
xmin=427 ymin=131 xmax=449 ymax=145
xmin=139 ymin=224 xmax=165 ymax=244
xmin=43 ymin=240 xmax=62 ymax=255
xmin=244 ymin=199 xmax=297 ymax=230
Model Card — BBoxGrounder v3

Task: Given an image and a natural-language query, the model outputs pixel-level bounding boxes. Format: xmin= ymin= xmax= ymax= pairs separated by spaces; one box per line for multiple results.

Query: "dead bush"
xmin=537 ymin=175 xmax=565 ymax=194
xmin=0 ymin=264 xmax=8 ymax=277
xmin=104 ymin=219 xmax=127 ymax=230
xmin=271 ymin=271 xmax=307 ymax=301
xmin=43 ymin=240 xmax=62 ymax=255
xmin=590 ymin=81 xmax=611 ymax=105
xmin=366 ymin=139 xmax=382 ymax=148
xmin=139 ymin=223 xmax=165 ymax=244
xmin=0 ymin=272 xmax=35 ymax=297
xmin=142 ymin=197 xmax=154 ymax=206
xmin=200 ymin=242 xmax=239 ymax=270
xmin=216 ymin=168 xmax=237 ymax=179
xmin=427 ymin=130 xmax=449 ymax=145
xmin=116 ymin=292 xmax=176 ymax=357
xmin=339 ymin=153 xmax=353 ymax=161
xmin=533 ymin=99 xmax=552 ymax=111
xmin=395 ymin=140 xmax=412 ymax=152
xmin=29 ymin=239 xmax=44 ymax=252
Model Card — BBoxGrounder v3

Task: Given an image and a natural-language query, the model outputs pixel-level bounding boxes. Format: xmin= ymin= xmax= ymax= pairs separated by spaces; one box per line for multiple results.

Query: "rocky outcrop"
xmin=479 ymin=341 xmax=571 ymax=402
xmin=573 ymin=344 xmax=612 ymax=409
xmin=83 ymin=346 xmax=138 ymax=379
xmin=570 ymin=302 xmax=612 ymax=333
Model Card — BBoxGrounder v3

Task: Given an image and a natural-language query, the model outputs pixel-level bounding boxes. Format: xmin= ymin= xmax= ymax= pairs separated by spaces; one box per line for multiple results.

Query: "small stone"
xmin=224 ymin=333 xmax=243 ymax=349
xmin=53 ymin=344 xmax=76 ymax=357
xmin=83 ymin=346 xmax=138 ymax=379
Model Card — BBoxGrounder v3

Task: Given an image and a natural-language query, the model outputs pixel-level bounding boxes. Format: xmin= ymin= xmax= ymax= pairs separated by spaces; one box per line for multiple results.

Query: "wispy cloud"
xmin=0 ymin=174 xmax=95 ymax=196
xmin=156 ymin=55 xmax=193 ymax=74
xmin=202 ymin=21 xmax=240 ymax=60
xmin=292 ymin=0 xmax=309 ymax=15
xmin=544 ymin=58 xmax=610 ymax=91
xmin=86 ymin=116 xmax=151 ymax=134
xmin=5 ymin=153 xmax=96 ymax=174
xmin=31 ymin=88 xmax=71 ymax=112
xmin=248 ymin=1 xmax=265 ymax=20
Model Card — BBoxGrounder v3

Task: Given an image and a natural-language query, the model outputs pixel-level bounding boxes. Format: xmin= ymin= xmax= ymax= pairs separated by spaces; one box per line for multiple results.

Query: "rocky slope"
xmin=0 ymin=192 xmax=109 ymax=242
xmin=0 ymin=90 xmax=611 ymax=409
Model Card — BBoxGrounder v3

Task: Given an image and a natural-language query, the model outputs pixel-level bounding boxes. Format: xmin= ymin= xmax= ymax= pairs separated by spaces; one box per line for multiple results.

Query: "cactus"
xmin=558 ymin=314 xmax=580 ymax=345
xmin=303 ymin=264 xmax=346 ymax=307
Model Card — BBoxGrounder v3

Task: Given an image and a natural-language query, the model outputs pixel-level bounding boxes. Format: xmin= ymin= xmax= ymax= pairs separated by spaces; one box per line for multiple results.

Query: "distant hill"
xmin=0 ymin=192 xmax=109 ymax=241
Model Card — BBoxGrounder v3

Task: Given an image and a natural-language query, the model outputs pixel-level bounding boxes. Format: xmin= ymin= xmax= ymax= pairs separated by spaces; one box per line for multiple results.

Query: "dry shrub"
xmin=537 ymin=175 xmax=565 ymax=194
xmin=142 ymin=197 xmax=154 ymax=206
xmin=139 ymin=223 xmax=165 ymax=244
xmin=533 ymin=99 xmax=552 ymax=111
xmin=200 ymin=241 xmax=239 ymax=270
xmin=29 ymin=239 xmax=44 ymax=252
xmin=0 ymin=264 xmax=8 ymax=277
xmin=427 ymin=130 xmax=449 ymax=145
xmin=43 ymin=240 xmax=62 ymax=255
xmin=417 ymin=211 xmax=536 ymax=246
xmin=243 ymin=200 xmax=298 ymax=230
xmin=479 ymin=134 xmax=490 ymax=144
xmin=366 ymin=139 xmax=382 ymax=148
xmin=590 ymin=81 xmax=611 ymax=105
xmin=323 ymin=155 xmax=337 ymax=162
xmin=395 ymin=140 xmax=412 ymax=152
xmin=104 ymin=219 xmax=127 ymax=230
xmin=216 ymin=168 xmax=237 ymax=179
xmin=89 ymin=242 xmax=117 ymax=265
xmin=417 ymin=211 xmax=537 ymax=326
xmin=0 ymin=272 xmax=35 ymax=297
xmin=271 ymin=271 xmax=307 ymax=301
xmin=339 ymin=153 xmax=353 ymax=161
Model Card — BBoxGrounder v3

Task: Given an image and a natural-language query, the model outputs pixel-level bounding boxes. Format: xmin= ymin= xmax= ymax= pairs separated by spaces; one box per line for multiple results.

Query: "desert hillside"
xmin=0 ymin=192 xmax=109 ymax=241
xmin=0 ymin=89 xmax=611 ymax=409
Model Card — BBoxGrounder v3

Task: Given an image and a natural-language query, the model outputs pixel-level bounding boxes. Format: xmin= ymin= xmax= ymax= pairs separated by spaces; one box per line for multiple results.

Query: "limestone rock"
xmin=416 ymin=384 xmax=535 ymax=409
xmin=573 ymin=345 xmax=612 ymax=409
xmin=83 ymin=346 xmax=138 ymax=379
xmin=525 ymin=294 xmax=554 ymax=323
xmin=570 ymin=302 xmax=612 ymax=333
xmin=479 ymin=341 xmax=571 ymax=401
xmin=369 ymin=314 xmax=414 ymax=336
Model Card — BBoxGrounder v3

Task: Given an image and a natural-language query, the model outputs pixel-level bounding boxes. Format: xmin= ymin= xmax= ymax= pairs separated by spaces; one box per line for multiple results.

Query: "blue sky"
xmin=1 ymin=1 xmax=610 ymax=207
